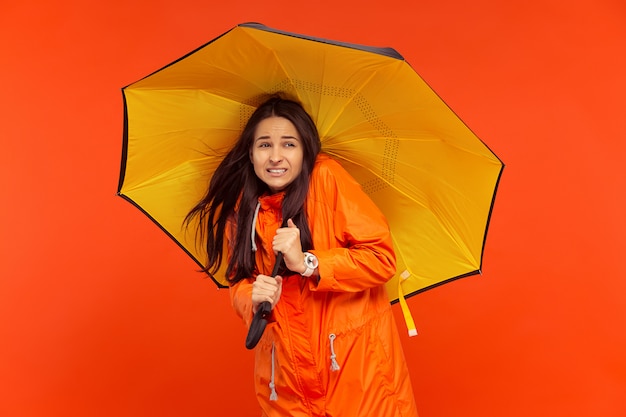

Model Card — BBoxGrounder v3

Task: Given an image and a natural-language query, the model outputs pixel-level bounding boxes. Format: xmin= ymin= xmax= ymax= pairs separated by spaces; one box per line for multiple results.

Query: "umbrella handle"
xmin=245 ymin=252 xmax=283 ymax=350
xmin=245 ymin=302 xmax=271 ymax=349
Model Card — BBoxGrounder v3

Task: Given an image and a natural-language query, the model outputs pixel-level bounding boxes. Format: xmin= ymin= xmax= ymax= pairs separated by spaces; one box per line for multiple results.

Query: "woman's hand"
xmin=273 ymin=218 xmax=305 ymax=274
xmin=251 ymin=274 xmax=283 ymax=313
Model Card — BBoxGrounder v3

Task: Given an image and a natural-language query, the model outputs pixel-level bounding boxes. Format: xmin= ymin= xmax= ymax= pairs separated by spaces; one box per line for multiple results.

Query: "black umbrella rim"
xmin=239 ymin=22 xmax=404 ymax=60
xmin=115 ymin=22 xmax=505 ymax=296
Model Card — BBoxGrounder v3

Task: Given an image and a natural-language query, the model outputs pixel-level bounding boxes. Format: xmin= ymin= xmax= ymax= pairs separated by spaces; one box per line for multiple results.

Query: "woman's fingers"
xmin=251 ymin=275 xmax=283 ymax=310
xmin=273 ymin=219 xmax=303 ymax=271
xmin=273 ymin=219 xmax=300 ymax=248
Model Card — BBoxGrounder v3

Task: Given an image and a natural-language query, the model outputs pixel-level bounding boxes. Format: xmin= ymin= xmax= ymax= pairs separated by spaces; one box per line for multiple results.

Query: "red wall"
xmin=1 ymin=1 xmax=625 ymax=416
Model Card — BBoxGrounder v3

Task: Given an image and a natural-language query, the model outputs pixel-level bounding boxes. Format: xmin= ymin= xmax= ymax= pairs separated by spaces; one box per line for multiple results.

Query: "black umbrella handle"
xmin=245 ymin=302 xmax=270 ymax=349
xmin=245 ymin=252 xmax=284 ymax=350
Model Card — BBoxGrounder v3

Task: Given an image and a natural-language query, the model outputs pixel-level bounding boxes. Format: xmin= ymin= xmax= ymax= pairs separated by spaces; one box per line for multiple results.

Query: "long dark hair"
xmin=185 ymin=96 xmax=322 ymax=284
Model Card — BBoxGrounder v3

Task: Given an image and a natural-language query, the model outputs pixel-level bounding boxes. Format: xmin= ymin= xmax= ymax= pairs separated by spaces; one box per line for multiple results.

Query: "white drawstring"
xmin=251 ymin=201 xmax=261 ymax=252
xmin=329 ymin=334 xmax=340 ymax=371
xmin=252 ymin=199 xmax=276 ymax=401
xmin=269 ymin=342 xmax=278 ymax=401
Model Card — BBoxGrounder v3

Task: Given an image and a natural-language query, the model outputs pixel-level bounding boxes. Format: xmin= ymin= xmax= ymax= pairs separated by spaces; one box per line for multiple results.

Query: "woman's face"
xmin=251 ymin=116 xmax=304 ymax=193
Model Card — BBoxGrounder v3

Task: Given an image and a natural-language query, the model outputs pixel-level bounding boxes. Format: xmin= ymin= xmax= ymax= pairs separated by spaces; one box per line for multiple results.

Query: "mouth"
xmin=267 ymin=168 xmax=287 ymax=175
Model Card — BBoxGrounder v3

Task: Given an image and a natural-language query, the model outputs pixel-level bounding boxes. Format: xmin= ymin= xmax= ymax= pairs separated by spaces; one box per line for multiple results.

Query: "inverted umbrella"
xmin=117 ymin=22 xmax=504 ymax=336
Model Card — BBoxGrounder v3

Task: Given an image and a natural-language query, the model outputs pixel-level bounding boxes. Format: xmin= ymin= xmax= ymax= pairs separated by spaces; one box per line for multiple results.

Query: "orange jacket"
xmin=229 ymin=154 xmax=418 ymax=417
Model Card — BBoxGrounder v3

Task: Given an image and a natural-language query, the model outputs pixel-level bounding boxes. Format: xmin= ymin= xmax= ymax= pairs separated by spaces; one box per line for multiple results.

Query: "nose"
xmin=269 ymin=147 xmax=283 ymax=163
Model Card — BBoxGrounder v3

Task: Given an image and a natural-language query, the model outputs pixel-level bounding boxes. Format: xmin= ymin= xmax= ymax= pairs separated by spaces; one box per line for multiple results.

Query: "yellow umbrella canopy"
xmin=118 ymin=23 xmax=503 ymax=334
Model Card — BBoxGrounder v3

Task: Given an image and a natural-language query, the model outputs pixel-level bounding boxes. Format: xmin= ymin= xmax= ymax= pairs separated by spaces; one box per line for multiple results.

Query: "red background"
xmin=1 ymin=1 xmax=625 ymax=416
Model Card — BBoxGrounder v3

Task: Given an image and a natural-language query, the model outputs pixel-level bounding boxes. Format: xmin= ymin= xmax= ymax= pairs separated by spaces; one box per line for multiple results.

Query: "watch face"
xmin=305 ymin=253 xmax=319 ymax=268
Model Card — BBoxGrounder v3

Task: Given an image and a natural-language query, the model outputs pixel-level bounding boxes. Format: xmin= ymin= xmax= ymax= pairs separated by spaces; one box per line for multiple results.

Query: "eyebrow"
xmin=254 ymin=135 xmax=299 ymax=141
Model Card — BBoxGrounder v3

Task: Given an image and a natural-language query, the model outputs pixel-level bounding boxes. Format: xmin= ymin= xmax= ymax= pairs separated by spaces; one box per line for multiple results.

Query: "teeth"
xmin=269 ymin=169 xmax=286 ymax=173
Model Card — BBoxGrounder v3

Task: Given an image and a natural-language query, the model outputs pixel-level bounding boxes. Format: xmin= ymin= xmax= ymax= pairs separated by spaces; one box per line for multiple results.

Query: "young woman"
xmin=187 ymin=97 xmax=418 ymax=417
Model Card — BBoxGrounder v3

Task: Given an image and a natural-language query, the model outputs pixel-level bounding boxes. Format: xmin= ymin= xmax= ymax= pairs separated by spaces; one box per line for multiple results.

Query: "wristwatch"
xmin=301 ymin=252 xmax=319 ymax=277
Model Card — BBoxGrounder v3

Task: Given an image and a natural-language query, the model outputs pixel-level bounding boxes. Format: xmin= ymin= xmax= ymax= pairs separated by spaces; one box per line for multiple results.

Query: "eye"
xmin=258 ymin=142 xmax=270 ymax=148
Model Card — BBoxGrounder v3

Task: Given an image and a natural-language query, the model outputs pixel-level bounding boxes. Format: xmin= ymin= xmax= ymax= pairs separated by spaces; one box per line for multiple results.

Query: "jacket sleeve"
xmin=229 ymin=279 xmax=254 ymax=328
xmin=307 ymin=158 xmax=397 ymax=293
